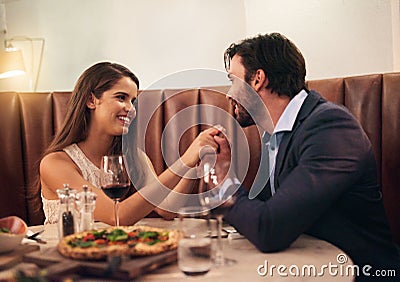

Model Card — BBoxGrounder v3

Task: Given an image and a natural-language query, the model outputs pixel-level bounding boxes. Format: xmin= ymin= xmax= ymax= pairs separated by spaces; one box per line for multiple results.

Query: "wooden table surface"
xmin=0 ymin=218 xmax=355 ymax=281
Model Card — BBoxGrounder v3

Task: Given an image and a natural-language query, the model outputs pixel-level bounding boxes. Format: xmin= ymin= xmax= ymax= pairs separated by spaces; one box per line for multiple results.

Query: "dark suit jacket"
xmin=225 ymin=91 xmax=400 ymax=280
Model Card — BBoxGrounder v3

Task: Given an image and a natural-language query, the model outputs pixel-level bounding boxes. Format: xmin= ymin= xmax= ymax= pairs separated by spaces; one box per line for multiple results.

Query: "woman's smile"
xmin=117 ymin=115 xmax=130 ymax=126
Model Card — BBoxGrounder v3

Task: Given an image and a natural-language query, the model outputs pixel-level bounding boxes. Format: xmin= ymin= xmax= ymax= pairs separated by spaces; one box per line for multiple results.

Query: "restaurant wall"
xmin=244 ymin=0 xmax=399 ymax=80
xmin=0 ymin=0 xmax=398 ymax=92
xmin=0 ymin=0 xmax=245 ymax=91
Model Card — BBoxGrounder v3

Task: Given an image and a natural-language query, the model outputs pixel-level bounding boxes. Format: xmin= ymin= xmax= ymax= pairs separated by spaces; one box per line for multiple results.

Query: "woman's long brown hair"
xmin=36 ymin=62 xmax=147 ymax=209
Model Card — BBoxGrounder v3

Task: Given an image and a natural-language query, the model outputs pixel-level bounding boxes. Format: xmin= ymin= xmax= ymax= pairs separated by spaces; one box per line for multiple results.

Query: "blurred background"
xmin=0 ymin=0 xmax=399 ymax=91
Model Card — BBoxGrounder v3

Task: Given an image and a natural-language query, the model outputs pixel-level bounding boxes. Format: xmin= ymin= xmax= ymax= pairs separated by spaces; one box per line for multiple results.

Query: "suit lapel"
xmin=273 ymin=91 xmax=325 ymax=190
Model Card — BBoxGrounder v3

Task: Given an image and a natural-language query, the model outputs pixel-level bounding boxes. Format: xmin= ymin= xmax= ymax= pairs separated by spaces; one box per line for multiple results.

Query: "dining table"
xmin=0 ymin=217 xmax=355 ymax=281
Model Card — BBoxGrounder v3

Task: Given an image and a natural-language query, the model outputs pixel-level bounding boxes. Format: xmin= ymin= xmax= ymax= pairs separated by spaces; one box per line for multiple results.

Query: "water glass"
xmin=178 ymin=206 xmax=212 ymax=276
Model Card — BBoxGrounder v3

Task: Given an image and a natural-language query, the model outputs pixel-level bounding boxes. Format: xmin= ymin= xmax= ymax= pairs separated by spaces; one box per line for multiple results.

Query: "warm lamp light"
xmin=0 ymin=37 xmax=45 ymax=91
xmin=0 ymin=47 xmax=26 ymax=79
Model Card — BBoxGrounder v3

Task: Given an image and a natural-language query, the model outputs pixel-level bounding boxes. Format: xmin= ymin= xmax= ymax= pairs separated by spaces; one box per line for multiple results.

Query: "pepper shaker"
xmin=56 ymin=184 xmax=77 ymax=239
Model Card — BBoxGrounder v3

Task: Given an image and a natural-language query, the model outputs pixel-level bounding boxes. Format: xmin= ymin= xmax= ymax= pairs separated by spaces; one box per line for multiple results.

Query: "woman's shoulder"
xmin=40 ymin=149 xmax=83 ymax=187
xmin=42 ymin=150 xmax=70 ymax=161
xmin=42 ymin=144 xmax=77 ymax=164
xmin=40 ymin=150 xmax=74 ymax=172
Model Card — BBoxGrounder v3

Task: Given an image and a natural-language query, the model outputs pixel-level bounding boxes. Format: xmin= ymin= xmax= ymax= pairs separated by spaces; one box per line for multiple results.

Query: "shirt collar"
xmin=273 ymin=89 xmax=308 ymax=134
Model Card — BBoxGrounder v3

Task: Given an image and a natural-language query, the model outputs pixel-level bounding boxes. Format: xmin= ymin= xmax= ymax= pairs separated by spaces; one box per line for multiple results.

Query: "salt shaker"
xmin=56 ymin=184 xmax=77 ymax=239
xmin=75 ymin=185 xmax=97 ymax=232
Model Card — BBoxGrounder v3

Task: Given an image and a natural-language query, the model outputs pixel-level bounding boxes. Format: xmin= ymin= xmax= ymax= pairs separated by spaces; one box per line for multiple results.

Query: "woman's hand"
xmin=181 ymin=127 xmax=221 ymax=168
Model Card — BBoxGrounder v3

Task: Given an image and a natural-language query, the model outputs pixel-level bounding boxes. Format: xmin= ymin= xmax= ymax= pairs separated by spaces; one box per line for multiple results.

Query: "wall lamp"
xmin=0 ymin=36 xmax=45 ymax=91
xmin=0 ymin=46 xmax=25 ymax=78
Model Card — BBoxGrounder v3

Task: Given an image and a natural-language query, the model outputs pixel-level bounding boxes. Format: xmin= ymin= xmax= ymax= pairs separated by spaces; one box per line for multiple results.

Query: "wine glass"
xmin=199 ymin=159 xmax=237 ymax=267
xmin=100 ymin=155 xmax=130 ymax=226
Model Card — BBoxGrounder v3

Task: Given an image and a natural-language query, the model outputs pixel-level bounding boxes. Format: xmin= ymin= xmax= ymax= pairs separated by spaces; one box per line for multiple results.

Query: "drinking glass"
xmin=178 ymin=206 xmax=212 ymax=276
xmin=100 ymin=155 xmax=130 ymax=226
xmin=199 ymin=161 xmax=236 ymax=267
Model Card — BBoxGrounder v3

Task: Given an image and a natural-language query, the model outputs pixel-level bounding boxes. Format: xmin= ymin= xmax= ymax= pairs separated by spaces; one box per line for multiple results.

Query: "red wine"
xmin=101 ymin=184 xmax=130 ymax=200
xmin=182 ymin=270 xmax=210 ymax=276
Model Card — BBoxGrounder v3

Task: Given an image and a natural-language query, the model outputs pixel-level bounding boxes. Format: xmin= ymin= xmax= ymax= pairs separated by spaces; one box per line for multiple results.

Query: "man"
xmin=217 ymin=33 xmax=399 ymax=280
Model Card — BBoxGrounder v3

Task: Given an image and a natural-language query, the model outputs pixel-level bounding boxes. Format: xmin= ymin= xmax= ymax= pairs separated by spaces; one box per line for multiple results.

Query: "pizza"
xmin=57 ymin=225 xmax=182 ymax=260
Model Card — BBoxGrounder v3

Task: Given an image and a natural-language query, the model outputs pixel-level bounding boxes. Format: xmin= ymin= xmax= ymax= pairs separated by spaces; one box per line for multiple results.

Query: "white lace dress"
xmin=41 ymin=143 xmax=100 ymax=224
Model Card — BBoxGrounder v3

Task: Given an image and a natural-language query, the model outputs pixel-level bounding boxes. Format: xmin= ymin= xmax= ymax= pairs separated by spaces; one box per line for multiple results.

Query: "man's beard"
xmin=234 ymin=103 xmax=255 ymax=128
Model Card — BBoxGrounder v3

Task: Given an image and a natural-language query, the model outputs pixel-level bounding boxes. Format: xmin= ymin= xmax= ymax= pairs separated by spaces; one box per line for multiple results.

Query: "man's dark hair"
xmin=224 ymin=32 xmax=307 ymax=99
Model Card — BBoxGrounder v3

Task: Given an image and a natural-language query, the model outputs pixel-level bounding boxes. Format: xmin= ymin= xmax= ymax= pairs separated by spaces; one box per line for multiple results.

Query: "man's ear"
xmin=251 ymin=69 xmax=267 ymax=92
xmin=86 ymin=93 xmax=96 ymax=109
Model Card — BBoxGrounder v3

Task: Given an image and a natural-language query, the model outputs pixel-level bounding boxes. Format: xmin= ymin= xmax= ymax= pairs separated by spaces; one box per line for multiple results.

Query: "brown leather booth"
xmin=0 ymin=73 xmax=399 ymax=244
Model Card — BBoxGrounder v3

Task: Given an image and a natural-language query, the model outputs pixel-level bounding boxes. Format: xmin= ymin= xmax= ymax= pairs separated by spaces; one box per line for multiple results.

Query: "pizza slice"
xmin=57 ymin=225 xmax=182 ymax=260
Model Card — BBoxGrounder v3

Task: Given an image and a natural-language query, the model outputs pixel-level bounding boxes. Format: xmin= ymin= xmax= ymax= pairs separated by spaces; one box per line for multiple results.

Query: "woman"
xmin=40 ymin=62 xmax=221 ymax=225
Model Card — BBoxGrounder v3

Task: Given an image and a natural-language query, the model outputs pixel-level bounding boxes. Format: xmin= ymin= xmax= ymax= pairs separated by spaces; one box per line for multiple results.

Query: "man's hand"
xmin=181 ymin=127 xmax=221 ymax=168
xmin=213 ymin=128 xmax=232 ymax=184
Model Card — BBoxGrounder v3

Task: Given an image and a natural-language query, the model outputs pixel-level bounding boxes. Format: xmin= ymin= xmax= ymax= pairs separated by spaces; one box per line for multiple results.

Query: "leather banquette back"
xmin=0 ymin=73 xmax=399 ymax=245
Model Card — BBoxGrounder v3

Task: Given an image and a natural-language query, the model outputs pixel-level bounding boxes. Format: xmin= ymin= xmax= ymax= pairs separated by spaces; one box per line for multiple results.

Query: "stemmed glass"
xmin=100 ymin=155 xmax=130 ymax=226
xmin=199 ymin=160 xmax=237 ymax=267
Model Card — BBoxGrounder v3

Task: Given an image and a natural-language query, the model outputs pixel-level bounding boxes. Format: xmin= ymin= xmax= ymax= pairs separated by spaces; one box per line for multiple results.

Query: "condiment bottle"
xmin=56 ymin=184 xmax=77 ymax=239
xmin=75 ymin=185 xmax=97 ymax=232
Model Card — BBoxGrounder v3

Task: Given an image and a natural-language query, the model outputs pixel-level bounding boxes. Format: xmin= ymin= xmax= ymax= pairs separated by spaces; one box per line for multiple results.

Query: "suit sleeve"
xmin=224 ymin=105 xmax=374 ymax=252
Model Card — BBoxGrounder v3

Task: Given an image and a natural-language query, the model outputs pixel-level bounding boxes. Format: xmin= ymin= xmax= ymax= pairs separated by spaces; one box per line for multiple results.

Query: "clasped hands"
xmin=180 ymin=125 xmax=232 ymax=188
